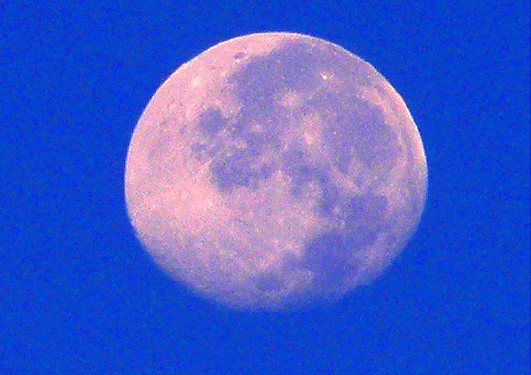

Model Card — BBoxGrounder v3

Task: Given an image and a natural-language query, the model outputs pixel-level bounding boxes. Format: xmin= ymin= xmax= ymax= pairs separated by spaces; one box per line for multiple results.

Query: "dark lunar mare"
xmin=188 ymin=38 xmax=405 ymax=302
xmin=191 ymin=39 xmax=400 ymax=196
xmin=301 ymin=233 xmax=355 ymax=289
xmin=190 ymin=40 xmax=330 ymax=193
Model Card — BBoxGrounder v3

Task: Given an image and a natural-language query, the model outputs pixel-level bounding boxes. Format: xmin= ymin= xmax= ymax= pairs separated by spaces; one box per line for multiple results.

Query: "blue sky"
xmin=1 ymin=1 xmax=529 ymax=373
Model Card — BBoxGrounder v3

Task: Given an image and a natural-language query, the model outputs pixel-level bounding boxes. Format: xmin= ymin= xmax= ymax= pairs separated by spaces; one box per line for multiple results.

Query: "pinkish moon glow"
xmin=125 ymin=32 xmax=427 ymax=310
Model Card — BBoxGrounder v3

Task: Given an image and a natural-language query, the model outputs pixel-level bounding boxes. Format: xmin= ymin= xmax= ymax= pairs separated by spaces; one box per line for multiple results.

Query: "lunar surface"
xmin=125 ymin=32 xmax=427 ymax=310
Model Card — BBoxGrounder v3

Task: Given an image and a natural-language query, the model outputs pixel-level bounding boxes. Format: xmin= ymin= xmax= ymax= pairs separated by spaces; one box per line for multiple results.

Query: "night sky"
xmin=2 ymin=1 xmax=529 ymax=374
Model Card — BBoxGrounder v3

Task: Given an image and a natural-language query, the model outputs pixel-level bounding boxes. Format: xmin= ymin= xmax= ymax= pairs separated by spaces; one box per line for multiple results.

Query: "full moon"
xmin=125 ymin=32 xmax=427 ymax=310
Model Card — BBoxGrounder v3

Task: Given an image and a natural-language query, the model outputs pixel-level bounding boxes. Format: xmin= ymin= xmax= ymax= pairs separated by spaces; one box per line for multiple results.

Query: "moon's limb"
xmin=125 ymin=32 xmax=427 ymax=310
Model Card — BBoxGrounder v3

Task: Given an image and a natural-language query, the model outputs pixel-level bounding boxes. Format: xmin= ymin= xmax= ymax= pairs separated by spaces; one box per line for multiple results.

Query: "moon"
xmin=125 ymin=32 xmax=427 ymax=310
